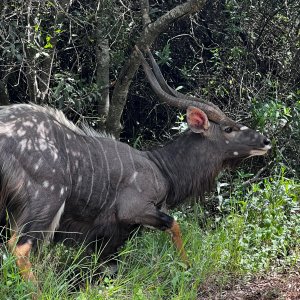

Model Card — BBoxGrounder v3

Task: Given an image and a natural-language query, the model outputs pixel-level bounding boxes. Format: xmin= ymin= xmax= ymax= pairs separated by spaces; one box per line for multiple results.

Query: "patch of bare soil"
xmin=198 ymin=269 xmax=300 ymax=300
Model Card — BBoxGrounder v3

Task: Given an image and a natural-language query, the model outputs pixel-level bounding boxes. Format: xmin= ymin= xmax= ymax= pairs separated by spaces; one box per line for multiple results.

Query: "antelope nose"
xmin=263 ymin=138 xmax=271 ymax=146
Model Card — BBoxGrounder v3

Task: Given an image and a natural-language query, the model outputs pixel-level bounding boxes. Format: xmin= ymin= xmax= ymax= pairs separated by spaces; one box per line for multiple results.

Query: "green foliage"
xmin=52 ymin=72 xmax=100 ymax=115
xmin=228 ymin=170 xmax=300 ymax=271
xmin=0 ymin=248 xmax=37 ymax=298
xmin=252 ymin=99 xmax=291 ymax=131
xmin=155 ymin=43 xmax=172 ymax=66
xmin=44 ymin=35 xmax=53 ymax=49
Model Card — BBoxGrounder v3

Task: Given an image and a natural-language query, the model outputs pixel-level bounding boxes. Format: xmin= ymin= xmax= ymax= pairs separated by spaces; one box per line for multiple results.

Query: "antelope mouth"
xmin=249 ymin=145 xmax=271 ymax=156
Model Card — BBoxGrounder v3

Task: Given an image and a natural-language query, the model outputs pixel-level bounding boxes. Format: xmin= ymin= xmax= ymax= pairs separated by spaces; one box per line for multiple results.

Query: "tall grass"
xmin=0 ymin=170 xmax=299 ymax=299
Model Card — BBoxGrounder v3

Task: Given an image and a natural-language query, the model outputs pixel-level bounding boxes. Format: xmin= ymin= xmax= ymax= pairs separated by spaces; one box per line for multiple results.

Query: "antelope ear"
xmin=187 ymin=106 xmax=210 ymax=133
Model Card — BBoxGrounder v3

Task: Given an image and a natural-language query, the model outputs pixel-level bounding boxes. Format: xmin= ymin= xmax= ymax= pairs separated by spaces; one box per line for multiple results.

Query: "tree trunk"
xmin=96 ymin=35 xmax=110 ymax=130
xmin=0 ymin=80 xmax=10 ymax=105
xmin=95 ymin=0 xmax=111 ymax=130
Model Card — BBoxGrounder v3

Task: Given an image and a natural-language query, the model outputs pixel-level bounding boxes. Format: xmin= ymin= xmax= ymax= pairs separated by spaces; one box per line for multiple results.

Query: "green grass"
xmin=0 ymin=171 xmax=299 ymax=299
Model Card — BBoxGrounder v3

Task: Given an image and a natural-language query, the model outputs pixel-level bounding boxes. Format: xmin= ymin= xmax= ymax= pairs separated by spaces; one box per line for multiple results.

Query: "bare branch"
xmin=141 ymin=0 xmax=206 ymax=47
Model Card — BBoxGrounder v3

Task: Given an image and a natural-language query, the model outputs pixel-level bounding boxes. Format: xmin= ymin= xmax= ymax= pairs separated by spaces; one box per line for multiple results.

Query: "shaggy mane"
xmin=0 ymin=103 xmax=114 ymax=139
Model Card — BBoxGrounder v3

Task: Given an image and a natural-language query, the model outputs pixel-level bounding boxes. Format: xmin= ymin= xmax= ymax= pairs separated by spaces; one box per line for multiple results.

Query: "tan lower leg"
xmin=167 ymin=220 xmax=190 ymax=266
xmin=7 ymin=233 xmax=17 ymax=250
xmin=8 ymin=234 xmax=36 ymax=282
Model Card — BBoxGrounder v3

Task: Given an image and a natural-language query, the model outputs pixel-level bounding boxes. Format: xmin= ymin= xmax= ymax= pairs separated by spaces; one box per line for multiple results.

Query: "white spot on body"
xmin=43 ymin=181 xmax=49 ymax=188
xmin=50 ymin=185 xmax=55 ymax=191
xmin=37 ymin=121 xmax=44 ymax=130
xmin=225 ymin=140 xmax=229 ymax=144
xmin=71 ymin=150 xmax=80 ymax=157
xmin=52 ymin=152 xmax=58 ymax=161
xmin=19 ymin=139 xmax=27 ymax=152
xmin=0 ymin=123 xmax=14 ymax=137
xmin=37 ymin=121 xmax=46 ymax=138
xmin=78 ymin=175 xmax=82 ymax=183
xmin=17 ymin=128 xmax=26 ymax=137
xmin=60 ymin=187 xmax=65 ymax=196
xmin=23 ymin=121 xmax=34 ymax=127
xmin=129 ymin=171 xmax=138 ymax=183
xmin=27 ymin=140 xmax=32 ymax=150
xmin=233 ymin=151 xmax=239 ymax=156
xmin=240 ymin=126 xmax=249 ymax=131
xmin=34 ymin=158 xmax=43 ymax=171
xmin=38 ymin=139 xmax=48 ymax=151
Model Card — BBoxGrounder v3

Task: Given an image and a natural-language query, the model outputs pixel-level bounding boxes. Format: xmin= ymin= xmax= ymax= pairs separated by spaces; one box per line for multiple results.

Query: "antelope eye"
xmin=224 ymin=127 xmax=233 ymax=133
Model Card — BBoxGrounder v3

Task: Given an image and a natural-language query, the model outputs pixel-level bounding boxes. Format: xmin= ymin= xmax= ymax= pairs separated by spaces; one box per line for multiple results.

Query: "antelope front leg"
xmin=117 ymin=193 xmax=190 ymax=266
xmin=8 ymin=233 xmax=36 ymax=282
xmin=167 ymin=220 xmax=190 ymax=267
xmin=127 ymin=207 xmax=190 ymax=266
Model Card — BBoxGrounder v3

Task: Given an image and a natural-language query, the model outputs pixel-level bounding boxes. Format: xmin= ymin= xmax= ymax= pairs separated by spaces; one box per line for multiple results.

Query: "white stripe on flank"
xmin=83 ymin=139 xmax=94 ymax=204
xmin=46 ymin=201 xmax=65 ymax=241
xmin=147 ymin=160 xmax=159 ymax=190
xmin=98 ymin=140 xmax=111 ymax=210
xmin=61 ymin=122 xmax=72 ymax=190
xmin=144 ymin=159 xmax=160 ymax=203
xmin=128 ymin=146 xmax=142 ymax=192
xmin=110 ymin=141 xmax=124 ymax=208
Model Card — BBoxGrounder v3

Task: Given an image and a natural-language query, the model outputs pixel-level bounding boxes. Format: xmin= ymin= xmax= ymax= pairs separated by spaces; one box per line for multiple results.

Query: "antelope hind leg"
xmin=8 ymin=233 xmax=36 ymax=282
